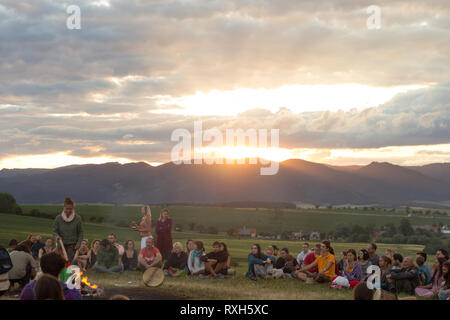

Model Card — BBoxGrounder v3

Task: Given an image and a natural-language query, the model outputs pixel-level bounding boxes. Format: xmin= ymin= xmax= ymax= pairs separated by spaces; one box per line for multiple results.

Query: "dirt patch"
xmin=83 ymin=287 xmax=187 ymax=300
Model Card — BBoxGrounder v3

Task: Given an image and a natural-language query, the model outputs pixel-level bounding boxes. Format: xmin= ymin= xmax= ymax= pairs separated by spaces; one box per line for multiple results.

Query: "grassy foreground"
xmin=0 ymin=213 xmax=426 ymax=300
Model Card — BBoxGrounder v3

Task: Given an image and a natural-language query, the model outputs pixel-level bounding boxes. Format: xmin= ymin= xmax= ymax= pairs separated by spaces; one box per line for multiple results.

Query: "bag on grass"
xmin=0 ymin=247 xmax=13 ymax=275
xmin=332 ymin=276 xmax=350 ymax=288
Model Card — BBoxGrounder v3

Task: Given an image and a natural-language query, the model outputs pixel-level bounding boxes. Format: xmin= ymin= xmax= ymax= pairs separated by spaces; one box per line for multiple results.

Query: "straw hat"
xmin=142 ymin=267 xmax=164 ymax=287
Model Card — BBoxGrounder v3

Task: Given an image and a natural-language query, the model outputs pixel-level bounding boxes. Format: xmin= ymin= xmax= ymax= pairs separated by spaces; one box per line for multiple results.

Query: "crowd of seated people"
xmin=1 ymin=231 xmax=449 ymax=301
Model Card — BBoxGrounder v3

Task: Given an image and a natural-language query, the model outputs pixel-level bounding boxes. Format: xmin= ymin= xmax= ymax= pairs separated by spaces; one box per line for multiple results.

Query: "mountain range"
xmin=1 ymin=159 xmax=450 ymax=206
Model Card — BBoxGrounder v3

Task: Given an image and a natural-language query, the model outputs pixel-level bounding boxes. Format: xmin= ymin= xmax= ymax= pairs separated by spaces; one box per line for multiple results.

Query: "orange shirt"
xmin=314 ymin=254 xmax=336 ymax=279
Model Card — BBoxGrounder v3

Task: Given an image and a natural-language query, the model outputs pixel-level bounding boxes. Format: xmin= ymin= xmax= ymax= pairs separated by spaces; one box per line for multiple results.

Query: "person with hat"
xmin=138 ymin=237 xmax=162 ymax=271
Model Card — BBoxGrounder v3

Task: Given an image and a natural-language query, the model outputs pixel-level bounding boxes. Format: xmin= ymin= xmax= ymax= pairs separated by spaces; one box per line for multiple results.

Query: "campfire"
xmin=78 ymin=272 xmax=103 ymax=296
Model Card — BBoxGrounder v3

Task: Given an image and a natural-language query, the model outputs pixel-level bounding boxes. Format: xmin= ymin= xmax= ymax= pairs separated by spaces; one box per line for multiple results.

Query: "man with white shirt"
xmin=296 ymin=243 xmax=311 ymax=266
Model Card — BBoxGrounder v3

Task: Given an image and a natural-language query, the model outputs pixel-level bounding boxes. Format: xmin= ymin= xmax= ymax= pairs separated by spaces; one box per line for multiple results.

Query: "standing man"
xmin=367 ymin=243 xmax=380 ymax=266
xmin=297 ymin=243 xmax=311 ymax=266
xmin=53 ymin=197 xmax=83 ymax=262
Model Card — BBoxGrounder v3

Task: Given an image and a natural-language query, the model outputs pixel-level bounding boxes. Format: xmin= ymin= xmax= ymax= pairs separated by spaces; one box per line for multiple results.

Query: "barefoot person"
xmin=53 ymin=197 xmax=84 ymax=262
xmin=155 ymin=208 xmax=173 ymax=260
xmin=131 ymin=205 xmax=153 ymax=250
xmin=138 ymin=237 xmax=162 ymax=271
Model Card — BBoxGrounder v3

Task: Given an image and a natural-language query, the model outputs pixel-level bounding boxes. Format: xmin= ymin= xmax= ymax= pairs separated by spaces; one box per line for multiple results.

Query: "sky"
xmin=0 ymin=0 xmax=449 ymax=168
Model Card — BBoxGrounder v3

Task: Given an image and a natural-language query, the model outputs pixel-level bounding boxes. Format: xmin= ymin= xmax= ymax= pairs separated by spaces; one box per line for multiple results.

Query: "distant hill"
xmin=0 ymin=160 xmax=449 ymax=205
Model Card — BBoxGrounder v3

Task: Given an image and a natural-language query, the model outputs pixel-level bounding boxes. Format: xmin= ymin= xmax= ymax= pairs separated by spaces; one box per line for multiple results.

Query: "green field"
xmin=0 ymin=213 xmax=427 ymax=300
xmin=19 ymin=204 xmax=450 ymax=234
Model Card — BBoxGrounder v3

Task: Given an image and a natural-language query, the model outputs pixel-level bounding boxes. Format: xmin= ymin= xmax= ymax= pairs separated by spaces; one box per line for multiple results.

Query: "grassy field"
xmin=19 ymin=204 xmax=450 ymax=234
xmin=0 ymin=213 xmax=427 ymax=300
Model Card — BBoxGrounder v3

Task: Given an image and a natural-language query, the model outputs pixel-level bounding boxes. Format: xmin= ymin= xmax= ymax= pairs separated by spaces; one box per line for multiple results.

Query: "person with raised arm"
xmin=131 ymin=205 xmax=153 ymax=250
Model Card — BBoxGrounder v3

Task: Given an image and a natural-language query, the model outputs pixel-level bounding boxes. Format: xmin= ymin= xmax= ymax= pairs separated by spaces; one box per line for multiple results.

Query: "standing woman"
xmin=155 ymin=208 xmax=173 ymax=260
xmin=131 ymin=205 xmax=152 ymax=250
xmin=53 ymin=197 xmax=83 ymax=262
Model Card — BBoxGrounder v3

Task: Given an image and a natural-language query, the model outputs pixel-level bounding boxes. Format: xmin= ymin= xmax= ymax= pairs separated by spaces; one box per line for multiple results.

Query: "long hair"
xmin=194 ymin=241 xmax=204 ymax=252
xmin=158 ymin=208 xmax=170 ymax=221
xmin=442 ymin=261 xmax=450 ymax=288
xmin=124 ymin=240 xmax=135 ymax=250
xmin=186 ymin=239 xmax=194 ymax=254
xmin=252 ymin=244 xmax=262 ymax=259
xmin=432 ymin=257 xmax=447 ymax=282
xmin=380 ymin=255 xmax=392 ymax=269
xmin=322 ymin=240 xmax=334 ymax=255
xmin=34 ymin=274 xmax=65 ymax=300
xmin=359 ymin=249 xmax=369 ymax=261
xmin=90 ymin=239 xmax=101 ymax=250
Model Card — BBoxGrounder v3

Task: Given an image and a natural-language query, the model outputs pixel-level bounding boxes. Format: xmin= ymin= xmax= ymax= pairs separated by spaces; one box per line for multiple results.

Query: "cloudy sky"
xmin=0 ymin=0 xmax=449 ymax=168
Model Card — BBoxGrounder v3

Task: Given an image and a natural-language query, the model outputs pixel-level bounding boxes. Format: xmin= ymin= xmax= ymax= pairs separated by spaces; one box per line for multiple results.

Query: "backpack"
xmin=0 ymin=248 xmax=13 ymax=275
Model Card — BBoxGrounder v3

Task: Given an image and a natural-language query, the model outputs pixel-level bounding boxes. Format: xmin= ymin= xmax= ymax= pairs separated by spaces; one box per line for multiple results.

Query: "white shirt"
xmin=297 ymin=250 xmax=311 ymax=266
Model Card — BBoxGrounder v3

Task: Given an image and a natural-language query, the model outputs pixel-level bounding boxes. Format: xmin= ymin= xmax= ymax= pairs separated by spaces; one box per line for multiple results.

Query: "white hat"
xmin=0 ymin=273 xmax=10 ymax=292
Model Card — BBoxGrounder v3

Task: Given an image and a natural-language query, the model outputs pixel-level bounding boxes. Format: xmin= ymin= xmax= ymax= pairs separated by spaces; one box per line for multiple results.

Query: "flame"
xmin=79 ymin=272 xmax=99 ymax=289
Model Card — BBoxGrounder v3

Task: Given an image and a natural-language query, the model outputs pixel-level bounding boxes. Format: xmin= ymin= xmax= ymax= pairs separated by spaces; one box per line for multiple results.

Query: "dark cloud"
xmin=0 ymin=0 xmax=449 ymax=164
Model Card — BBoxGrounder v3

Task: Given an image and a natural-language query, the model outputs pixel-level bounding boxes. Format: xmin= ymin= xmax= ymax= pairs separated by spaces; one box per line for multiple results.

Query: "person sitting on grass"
xmin=295 ymin=243 xmax=321 ymax=280
xmin=31 ymin=235 xmax=45 ymax=261
xmin=220 ymin=242 xmax=232 ymax=274
xmin=137 ymin=237 xmax=162 ymax=271
xmin=358 ymin=249 xmax=371 ymax=278
xmin=379 ymin=255 xmax=392 ymax=290
xmin=188 ymin=241 xmax=206 ymax=276
xmin=296 ymin=243 xmax=311 ymax=267
xmin=72 ymin=239 xmax=90 ymax=270
xmin=8 ymin=244 xmax=39 ymax=289
xmin=416 ymin=255 xmax=431 ymax=286
xmin=122 ymin=240 xmax=138 ymax=271
xmin=367 ymin=243 xmax=379 ymax=266
xmin=385 ymin=249 xmax=395 ymax=261
xmin=246 ymin=244 xmax=271 ymax=281
xmin=298 ymin=240 xmax=336 ymax=283
xmin=20 ymin=252 xmax=81 ymax=300
xmin=93 ymin=239 xmax=123 ymax=274
xmin=386 ymin=256 xmax=420 ymax=295
xmin=339 ymin=249 xmax=362 ymax=288
xmin=434 ymin=249 xmax=449 ymax=273
xmin=108 ymin=233 xmax=124 ymax=262
xmin=416 ymin=251 xmax=432 ymax=284
xmin=336 ymin=251 xmax=347 ymax=276
xmin=38 ymin=238 xmax=54 ymax=261
xmin=283 ymin=254 xmax=300 ymax=279
xmin=186 ymin=239 xmax=195 ymax=256
xmin=391 ymin=253 xmax=403 ymax=270
xmin=272 ymin=245 xmax=279 ymax=257
xmin=88 ymin=239 xmax=101 ymax=269
xmin=353 ymin=281 xmax=416 ymax=300
xmin=438 ymin=261 xmax=450 ymax=300
xmin=261 ymin=246 xmax=277 ymax=278
xmin=7 ymin=239 xmax=18 ymax=253
xmin=34 ymin=274 xmax=65 ymax=300
xmin=164 ymin=242 xmax=188 ymax=277
xmin=203 ymin=241 xmax=229 ymax=278
xmin=415 ymin=257 xmax=446 ymax=298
